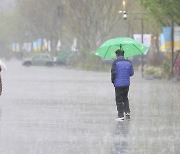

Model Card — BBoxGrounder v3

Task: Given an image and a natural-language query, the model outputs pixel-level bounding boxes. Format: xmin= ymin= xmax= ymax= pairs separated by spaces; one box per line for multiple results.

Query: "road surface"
xmin=0 ymin=60 xmax=180 ymax=154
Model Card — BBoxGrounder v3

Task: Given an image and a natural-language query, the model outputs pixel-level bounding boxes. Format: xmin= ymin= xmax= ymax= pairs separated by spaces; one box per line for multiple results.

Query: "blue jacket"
xmin=111 ymin=56 xmax=134 ymax=87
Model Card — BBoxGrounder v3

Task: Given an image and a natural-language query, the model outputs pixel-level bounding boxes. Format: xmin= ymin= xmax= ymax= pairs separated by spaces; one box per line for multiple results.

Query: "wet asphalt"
xmin=0 ymin=60 xmax=180 ymax=154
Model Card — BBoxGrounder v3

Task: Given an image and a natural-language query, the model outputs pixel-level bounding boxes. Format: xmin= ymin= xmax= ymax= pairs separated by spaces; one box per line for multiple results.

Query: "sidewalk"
xmin=0 ymin=61 xmax=180 ymax=154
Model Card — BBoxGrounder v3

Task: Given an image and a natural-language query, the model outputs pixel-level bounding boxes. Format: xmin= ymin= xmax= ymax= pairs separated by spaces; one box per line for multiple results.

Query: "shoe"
xmin=115 ymin=117 xmax=124 ymax=121
xmin=125 ymin=113 xmax=130 ymax=120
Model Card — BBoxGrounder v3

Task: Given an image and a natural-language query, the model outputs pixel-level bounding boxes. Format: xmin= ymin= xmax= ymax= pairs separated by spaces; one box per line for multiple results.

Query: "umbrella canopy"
xmin=95 ymin=37 xmax=148 ymax=59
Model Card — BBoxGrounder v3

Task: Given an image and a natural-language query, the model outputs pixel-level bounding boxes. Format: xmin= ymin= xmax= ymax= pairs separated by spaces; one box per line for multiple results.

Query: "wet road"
xmin=0 ymin=60 xmax=180 ymax=154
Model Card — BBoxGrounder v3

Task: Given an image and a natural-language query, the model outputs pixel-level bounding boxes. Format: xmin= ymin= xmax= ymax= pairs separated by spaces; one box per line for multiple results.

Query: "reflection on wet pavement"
xmin=112 ymin=121 xmax=130 ymax=154
xmin=0 ymin=61 xmax=180 ymax=154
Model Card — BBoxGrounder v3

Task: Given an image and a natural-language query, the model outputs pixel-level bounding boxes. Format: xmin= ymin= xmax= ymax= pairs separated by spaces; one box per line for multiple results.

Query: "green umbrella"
xmin=95 ymin=37 xmax=148 ymax=59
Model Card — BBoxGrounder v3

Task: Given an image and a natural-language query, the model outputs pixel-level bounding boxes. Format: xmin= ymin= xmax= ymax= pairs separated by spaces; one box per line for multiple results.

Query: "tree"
xmin=17 ymin=0 xmax=61 ymax=39
xmin=140 ymin=0 xmax=180 ymax=25
xmin=65 ymin=0 xmax=127 ymax=52
xmin=0 ymin=10 xmax=23 ymax=57
xmin=16 ymin=0 xmax=67 ymax=53
xmin=0 ymin=10 xmax=24 ymax=42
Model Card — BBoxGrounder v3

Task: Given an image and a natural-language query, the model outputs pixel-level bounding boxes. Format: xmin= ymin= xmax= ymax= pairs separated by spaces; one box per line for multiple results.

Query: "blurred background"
xmin=0 ymin=1 xmax=180 ymax=154
xmin=0 ymin=0 xmax=180 ymax=79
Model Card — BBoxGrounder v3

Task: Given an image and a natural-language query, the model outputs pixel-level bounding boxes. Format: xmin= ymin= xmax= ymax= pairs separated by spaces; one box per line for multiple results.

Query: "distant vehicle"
xmin=23 ymin=53 xmax=54 ymax=67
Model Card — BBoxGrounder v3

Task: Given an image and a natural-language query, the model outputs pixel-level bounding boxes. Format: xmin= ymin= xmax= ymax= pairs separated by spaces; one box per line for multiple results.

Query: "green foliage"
xmin=0 ymin=11 xmax=26 ymax=42
xmin=17 ymin=0 xmax=63 ymax=40
xmin=144 ymin=59 xmax=173 ymax=79
xmin=66 ymin=50 xmax=111 ymax=71
xmin=83 ymin=55 xmax=111 ymax=71
xmin=144 ymin=66 xmax=156 ymax=75
xmin=162 ymin=60 xmax=171 ymax=78
xmin=153 ymin=67 xmax=163 ymax=77
xmin=144 ymin=65 xmax=163 ymax=79
xmin=140 ymin=0 xmax=180 ymax=25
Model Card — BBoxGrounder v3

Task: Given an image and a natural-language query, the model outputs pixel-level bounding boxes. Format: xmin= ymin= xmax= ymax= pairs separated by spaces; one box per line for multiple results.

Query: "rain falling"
xmin=0 ymin=0 xmax=180 ymax=154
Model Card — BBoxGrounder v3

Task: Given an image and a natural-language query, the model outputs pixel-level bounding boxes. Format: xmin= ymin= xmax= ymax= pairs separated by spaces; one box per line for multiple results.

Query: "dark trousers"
xmin=115 ymin=86 xmax=130 ymax=117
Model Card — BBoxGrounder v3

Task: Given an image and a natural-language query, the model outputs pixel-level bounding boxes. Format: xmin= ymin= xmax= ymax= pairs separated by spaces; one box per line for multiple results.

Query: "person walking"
xmin=111 ymin=49 xmax=134 ymax=121
xmin=0 ymin=65 xmax=2 ymax=95
xmin=0 ymin=60 xmax=7 ymax=96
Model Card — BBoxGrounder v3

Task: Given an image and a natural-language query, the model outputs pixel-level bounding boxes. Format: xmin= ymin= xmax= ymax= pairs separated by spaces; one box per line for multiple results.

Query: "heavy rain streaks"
xmin=0 ymin=61 xmax=180 ymax=154
xmin=0 ymin=0 xmax=180 ymax=154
